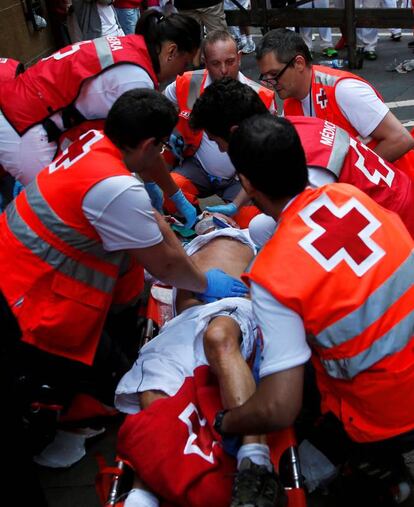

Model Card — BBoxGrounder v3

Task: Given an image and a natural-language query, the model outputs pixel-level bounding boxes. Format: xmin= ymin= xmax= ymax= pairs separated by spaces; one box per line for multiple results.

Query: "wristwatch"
xmin=213 ymin=409 xmax=230 ymax=436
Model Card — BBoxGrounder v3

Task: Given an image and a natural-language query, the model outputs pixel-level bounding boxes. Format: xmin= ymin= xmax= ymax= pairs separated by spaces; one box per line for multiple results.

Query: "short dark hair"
xmin=105 ymin=88 xmax=178 ymax=150
xmin=228 ymin=115 xmax=308 ymax=200
xmin=256 ymin=28 xmax=312 ymax=65
xmin=201 ymin=29 xmax=237 ymax=58
xmin=190 ymin=77 xmax=269 ymax=140
xmin=136 ymin=11 xmax=201 ymax=74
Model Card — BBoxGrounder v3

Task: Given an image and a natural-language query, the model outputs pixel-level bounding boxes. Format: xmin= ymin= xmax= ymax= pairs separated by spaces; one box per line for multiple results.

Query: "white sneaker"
xmin=235 ymin=38 xmax=245 ymax=51
xmin=242 ymin=40 xmax=256 ymax=54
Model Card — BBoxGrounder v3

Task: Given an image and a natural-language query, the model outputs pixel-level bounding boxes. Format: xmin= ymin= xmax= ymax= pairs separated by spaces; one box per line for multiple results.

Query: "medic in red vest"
xmin=0 ymin=36 xmax=157 ymax=136
xmin=0 ymin=12 xmax=202 ymax=228
xmin=0 ymin=89 xmax=248 ymax=367
xmin=257 ymin=29 xmax=414 ymax=178
xmin=219 ymin=113 xmax=414 ymax=450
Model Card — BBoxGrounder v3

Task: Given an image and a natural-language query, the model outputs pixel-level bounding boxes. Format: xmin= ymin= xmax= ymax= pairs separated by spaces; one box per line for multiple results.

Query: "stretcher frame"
xmin=99 ymin=284 xmax=307 ymax=506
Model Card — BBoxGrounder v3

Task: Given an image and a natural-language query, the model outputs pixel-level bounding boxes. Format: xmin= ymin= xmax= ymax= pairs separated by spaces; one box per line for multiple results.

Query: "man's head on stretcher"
xmin=174 ymin=211 xmax=254 ymax=314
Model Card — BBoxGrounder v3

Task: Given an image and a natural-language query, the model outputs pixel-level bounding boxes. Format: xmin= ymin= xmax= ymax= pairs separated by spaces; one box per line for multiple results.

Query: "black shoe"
xmin=364 ymin=50 xmax=377 ymax=61
xmin=230 ymin=458 xmax=288 ymax=507
xmin=390 ymin=33 xmax=402 ymax=41
xmin=408 ymin=40 xmax=414 ymax=48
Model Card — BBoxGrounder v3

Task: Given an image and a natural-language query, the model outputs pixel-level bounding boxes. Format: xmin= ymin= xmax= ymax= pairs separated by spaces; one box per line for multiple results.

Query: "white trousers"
xmin=299 ymin=0 xmax=333 ymax=50
xmin=0 ymin=111 xmax=56 ymax=185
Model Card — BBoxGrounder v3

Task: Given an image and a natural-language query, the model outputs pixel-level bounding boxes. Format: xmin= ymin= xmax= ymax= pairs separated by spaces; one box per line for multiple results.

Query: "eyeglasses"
xmin=259 ymin=55 xmax=298 ymax=88
xmin=160 ymin=140 xmax=173 ymax=154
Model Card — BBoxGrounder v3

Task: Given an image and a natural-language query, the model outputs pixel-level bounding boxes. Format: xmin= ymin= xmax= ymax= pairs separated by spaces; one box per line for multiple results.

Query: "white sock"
xmin=124 ymin=488 xmax=159 ymax=507
xmin=237 ymin=443 xmax=272 ymax=472
xmin=247 ymin=35 xmax=253 ymax=43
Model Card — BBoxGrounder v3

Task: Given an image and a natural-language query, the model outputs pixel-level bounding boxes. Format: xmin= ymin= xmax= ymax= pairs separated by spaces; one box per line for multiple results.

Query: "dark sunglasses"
xmin=259 ymin=55 xmax=298 ymax=87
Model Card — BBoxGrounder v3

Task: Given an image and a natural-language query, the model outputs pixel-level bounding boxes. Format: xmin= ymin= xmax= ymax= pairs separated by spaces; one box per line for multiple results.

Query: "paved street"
xmin=37 ymin=29 xmax=414 ymax=507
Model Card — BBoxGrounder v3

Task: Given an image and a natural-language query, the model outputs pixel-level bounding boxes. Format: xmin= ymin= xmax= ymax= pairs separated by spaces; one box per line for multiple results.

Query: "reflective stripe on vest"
xmin=321 ymin=310 xmax=414 ymax=380
xmin=93 ymin=37 xmax=116 ymax=69
xmin=6 ymin=200 xmax=119 ymax=294
xmin=314 ymin=69 xmax=339 ymax=87
xmin=312 ymin=252 xmax=414 ymax=379
xmin=25 ymin=180 xmax=117 ymax=262
xmin=325 ymin=125 xmax=350 ymax=177
xmin=186 ymin=70 xmax=206 ymax=110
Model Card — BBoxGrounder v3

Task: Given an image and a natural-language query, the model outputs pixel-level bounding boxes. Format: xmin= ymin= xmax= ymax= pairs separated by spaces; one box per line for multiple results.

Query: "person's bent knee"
xmin=204 ymin=318 xmax=241 ymax=357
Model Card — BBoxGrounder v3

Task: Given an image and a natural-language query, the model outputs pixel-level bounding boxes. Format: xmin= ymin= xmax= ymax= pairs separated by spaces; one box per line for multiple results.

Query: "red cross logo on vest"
xmin=316 ymin=88 xmax=328 ymax=109
xmin=350 ymin=138 xmax=395 ymax=187
xmin=48 ymin=130 xmax=103 ymax=173
xmin=298 ymin=193 xmax=385 ymax=276
xmin=178 ymin=402 xmax=217 ymax=463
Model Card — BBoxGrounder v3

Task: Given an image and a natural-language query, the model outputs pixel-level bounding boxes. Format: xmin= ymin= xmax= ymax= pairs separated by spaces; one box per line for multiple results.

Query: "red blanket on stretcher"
xmin=117 ymin=365 xmax=235 ymax=507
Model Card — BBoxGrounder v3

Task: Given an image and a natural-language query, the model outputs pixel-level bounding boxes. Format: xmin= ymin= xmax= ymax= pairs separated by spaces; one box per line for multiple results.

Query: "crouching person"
xmin=0 ymin=90 xmax=247 ymax=454
xmin=115 ymin=215 xmax=287 ymax=507
xmin=216 ymin=114 xmax=414 ymax=497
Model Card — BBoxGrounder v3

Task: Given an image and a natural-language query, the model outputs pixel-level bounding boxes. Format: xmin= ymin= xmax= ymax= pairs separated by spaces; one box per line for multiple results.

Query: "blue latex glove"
xmin=205 ymin=202 xmax=238 ymax=217
xmin=198 ymin=268 xmax=248 ymax=303
xmin=13 ymin=181 xmax=24 ymax=198
xmin=169 ymin=133 xmax=185 ymax=161
xmin=144 ymin=182 xmax=164 ymax=213
xmin=170 ymin=189 xmax=197 ymax=228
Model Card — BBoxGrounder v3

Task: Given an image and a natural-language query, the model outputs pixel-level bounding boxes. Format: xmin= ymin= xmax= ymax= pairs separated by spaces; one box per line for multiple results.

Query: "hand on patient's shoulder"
xmin=197 ymin=268 xmax=248 ymax=303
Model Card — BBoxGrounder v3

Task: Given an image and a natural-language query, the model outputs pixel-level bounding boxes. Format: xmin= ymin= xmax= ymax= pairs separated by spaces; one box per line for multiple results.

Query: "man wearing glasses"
xmin=256 ymin=29 xmax=414 ymax=176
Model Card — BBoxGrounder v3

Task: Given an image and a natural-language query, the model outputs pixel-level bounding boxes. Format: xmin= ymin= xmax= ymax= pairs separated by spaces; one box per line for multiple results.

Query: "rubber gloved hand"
xmin=198 ymin=268 xmax=248 ymax=303
xmin=169 ymin=133 xmax=185 ymax=160
xmin=170 ymin=189 xmax=197 ymax=228
xmin=205 ymin=202 xmax=238 ymax=217
xmin=13 ymin=180 xmax=25 ymax=198
xmin=144 ymin=182 xmax=164 ymax=213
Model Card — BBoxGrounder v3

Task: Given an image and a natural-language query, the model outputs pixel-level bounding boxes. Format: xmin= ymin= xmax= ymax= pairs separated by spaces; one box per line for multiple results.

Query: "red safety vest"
xmin=284 ymin=65 xmax=382 ymax=145
xmin=165 ymin=70 xmax=276 ymax=165
xmin=0 ymin=130 xmax=144 ymax=365
xmin=244 ymin=184 xmax=414 ymax=443
xmin=0 ymin=57 xmax=23 ymax=83
xmin=0 ymin=35 xmax=158 ymax=136
xmin=284 ymin=65 xmax=414 ymax=177
xmin=288 ymin=116 xmax=414 ymax=237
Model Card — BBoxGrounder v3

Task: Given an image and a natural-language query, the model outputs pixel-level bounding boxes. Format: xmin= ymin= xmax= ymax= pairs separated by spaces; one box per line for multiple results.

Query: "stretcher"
xmin=96 ymin=284 xmax=307 ymax=507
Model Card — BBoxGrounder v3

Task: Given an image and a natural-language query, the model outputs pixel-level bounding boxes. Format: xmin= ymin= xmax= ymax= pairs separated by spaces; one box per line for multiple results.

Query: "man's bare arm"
xmin=371 ymin=111 xmax=414 ymax=162
xmin=220 ymin=364 xmax=305 ymax=435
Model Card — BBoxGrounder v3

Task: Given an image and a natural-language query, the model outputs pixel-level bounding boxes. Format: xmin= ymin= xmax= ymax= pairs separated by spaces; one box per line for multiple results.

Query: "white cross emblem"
xmin=316 ymin=89 xmax=328 ymax=109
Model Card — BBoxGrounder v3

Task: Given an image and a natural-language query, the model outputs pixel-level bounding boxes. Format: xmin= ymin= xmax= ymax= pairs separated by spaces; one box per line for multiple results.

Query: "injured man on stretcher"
xmin=115 ymin=212 xmax=287 ymax=507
